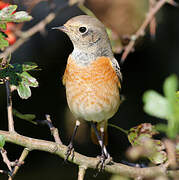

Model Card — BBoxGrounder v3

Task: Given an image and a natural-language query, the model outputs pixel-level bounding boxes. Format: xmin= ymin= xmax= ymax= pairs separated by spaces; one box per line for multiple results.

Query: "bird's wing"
xmin=110 ymin=58 xmax=122 ymax=88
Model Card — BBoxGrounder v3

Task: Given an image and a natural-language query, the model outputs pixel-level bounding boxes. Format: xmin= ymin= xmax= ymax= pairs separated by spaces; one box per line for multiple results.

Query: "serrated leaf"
xmin=128 ymin=123 xmax=158 ymax=145
xmin=0 ymin=5 xmax=17 ymax=18
xmin=0 ymin=135 xmax=5 ymax=148
xmin=17 ymin=82 xmax=31 ymax=99
xmin=0 ymin=5 xmax=32 ymax=23
xmin=143 ymin=90 xmax=170 ymax=119
xmin=20 ymin=71 xmax=38 ymax=87
xmin=13 ymin=109 xmax=37 ymax=124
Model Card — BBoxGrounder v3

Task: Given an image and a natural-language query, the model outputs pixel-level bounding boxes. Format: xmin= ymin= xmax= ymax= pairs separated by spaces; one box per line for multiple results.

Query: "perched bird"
xmin=53 ymin=15 xmax=122 ymax=165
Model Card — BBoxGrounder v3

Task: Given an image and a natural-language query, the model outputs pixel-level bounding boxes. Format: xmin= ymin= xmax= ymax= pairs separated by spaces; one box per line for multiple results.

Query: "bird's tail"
xmin=91 ymin=120 xmax=108 ymax=146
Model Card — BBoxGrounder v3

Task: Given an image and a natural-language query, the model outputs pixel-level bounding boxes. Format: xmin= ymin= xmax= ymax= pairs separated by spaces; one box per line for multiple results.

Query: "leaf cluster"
xmin=0 ymin=5 xmax=32 ymax=49
xmin=0 ymin=61 xmax=38 ymax=99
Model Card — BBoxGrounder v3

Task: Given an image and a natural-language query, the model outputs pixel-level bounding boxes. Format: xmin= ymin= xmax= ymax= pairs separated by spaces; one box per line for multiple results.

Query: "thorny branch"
xmin=121 ymin=0 xmax=178 ymax=62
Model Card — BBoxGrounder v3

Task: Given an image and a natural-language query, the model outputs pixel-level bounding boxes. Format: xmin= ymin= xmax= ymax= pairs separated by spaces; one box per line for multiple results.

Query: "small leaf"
xmin=0 ymin=135 xmax=5 ymax=148
xmin=149 ymin=151 xmax=167 ymax=164
xmin=0 ymin=5 xmax=17 ymax=18
xmin=0 ymin=23 xmax=6 ymax=30
xmin=13 ymin=109 xmax=37 ymax=124
xmin=22 ymin=62 xmax=38 ymax=71
xmin=11 ymin=11 xmax=32 ymax=22
xmin=20 ymin=71 xmax=38 ymax=87
xmin=0 ymin=31 xmax=9 ymax=49
xmin=143 ymin=90 xmax=170 ymax=119
xmin=17 ymin=82 xmax=31 ymax=99
xmin=0 ymin=5 xmax=32 ymax=23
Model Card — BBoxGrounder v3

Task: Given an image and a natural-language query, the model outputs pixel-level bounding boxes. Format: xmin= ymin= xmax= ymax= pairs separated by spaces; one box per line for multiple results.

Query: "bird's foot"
xmin=65 ymin=143 xmax=74 ymax=161
xmin=96 ymin=151 xmax=112 ymax=171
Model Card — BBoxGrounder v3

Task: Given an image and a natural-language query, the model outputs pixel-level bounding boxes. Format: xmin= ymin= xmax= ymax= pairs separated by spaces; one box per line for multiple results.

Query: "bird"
xmin=53 ymin=15 xmax=122 ymax=167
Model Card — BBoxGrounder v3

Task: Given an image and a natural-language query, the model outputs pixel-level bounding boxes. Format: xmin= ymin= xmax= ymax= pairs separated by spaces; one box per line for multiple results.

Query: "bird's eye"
xmin=79 ymin=27 xmax=87 ymax=33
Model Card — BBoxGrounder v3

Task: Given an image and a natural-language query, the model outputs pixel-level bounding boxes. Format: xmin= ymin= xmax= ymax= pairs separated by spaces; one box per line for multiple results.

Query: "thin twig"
xmin=121 ymin=0 xmax=175 ymax=62
xmin=149 ymin=0 xmax=157 ymax=38
xmin=0 ymin=130 xmax=179 ymax=179
xmin=0 ymin=148 xmax=12 ymax=172
xmin=45 ymin=114 xmax=62 ymax=145
xmin=0 ymin=2 xmax=69 ymax=59
xmin=5 ymin=79 xmax=15 ymax=132
xmin=9 ymin=148 xmax=30 ymax=180
xmin=78 ymin=166 xmax=86 ymax=180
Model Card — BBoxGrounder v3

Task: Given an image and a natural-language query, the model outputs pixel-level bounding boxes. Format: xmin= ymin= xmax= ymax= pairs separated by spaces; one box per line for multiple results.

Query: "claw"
xmin=65 ymin=143 xmax=74 ymax=161
xmin=96 ymin=152 xmax=112 ymax=172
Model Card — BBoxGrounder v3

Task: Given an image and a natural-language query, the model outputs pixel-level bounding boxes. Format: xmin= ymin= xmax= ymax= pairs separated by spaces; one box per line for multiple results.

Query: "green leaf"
xmin=20 ymin=71 xmax=38 ymax=87
xmin=0 ymin=5 xmax=17 ymax=18
xmin=11 ymin=11 xmax=32 ymax=22
xmin=143 ymin=90 xmax=170 ymax=119
xmin=21 ymin=62 xmax=38 ymax=71
xmin=0 ymin=135 xmax=5 ymax=148
xmin=0 ymin=23 xmax=6 ymax=30
xmin=164 ymin=75 xmax=178 ymax=99
xmin=0 ymin=31 xmax=9 ymax=49
xmin=17 ymin=82 xmax=31 ymax=99
xmin=0 ymin=62 xmax=39 ymax=99
xmin=149 ymin=151 xmax=167 ymax=165
xmin=0 ymin=5 xmax=32 ymax=23
xmin=176 ymin=91 xmax=179 ymax=99
xmin=143 ymin=75 xmax=179 ymax=139
xmin=13 ymin=109 xmax=37 ymax=124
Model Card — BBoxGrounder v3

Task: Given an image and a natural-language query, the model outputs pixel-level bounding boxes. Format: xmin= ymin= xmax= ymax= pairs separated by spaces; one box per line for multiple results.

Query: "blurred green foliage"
xmin=143 ymin=74 xmax=179 ymax=139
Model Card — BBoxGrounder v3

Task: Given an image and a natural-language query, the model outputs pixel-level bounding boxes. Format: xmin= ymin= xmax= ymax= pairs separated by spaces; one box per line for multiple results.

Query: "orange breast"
xmin=63 ymin=55 xmax=120 ymax=122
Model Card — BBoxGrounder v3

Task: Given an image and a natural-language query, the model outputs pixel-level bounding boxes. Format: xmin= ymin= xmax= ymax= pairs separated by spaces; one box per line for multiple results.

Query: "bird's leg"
xmin=65 ymin=120 xmax=80 ymax=161
xmin=91 ymin=122 xmax=110 ymax=170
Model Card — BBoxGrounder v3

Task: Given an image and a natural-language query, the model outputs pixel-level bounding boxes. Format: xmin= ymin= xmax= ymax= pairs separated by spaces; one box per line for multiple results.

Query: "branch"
xmin=5 ymin=79 xmax=15 ymax=132
xmin=78 ymin=166 xmax=86 ymax=180
xmin=164 ymin=139 xmax=177 ymax=169
xmin=45 ymin=114 xmax=62 ymax=144
xmin=0 ymin=130 xmax=178 ymax=179
xmin=121 ymin=0 xmax=176 ymax=62
xmin=9 ymin=148 xmax=30 ymax=180
xmin=0 ymin=148 xmax=13 ymax=172
xmin=0 ymin=2 xmax=69 ymax=59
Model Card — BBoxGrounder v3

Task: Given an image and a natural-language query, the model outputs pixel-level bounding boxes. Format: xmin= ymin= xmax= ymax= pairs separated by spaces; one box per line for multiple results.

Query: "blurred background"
xmin=0 ymin=0 xmax=179 ymax=179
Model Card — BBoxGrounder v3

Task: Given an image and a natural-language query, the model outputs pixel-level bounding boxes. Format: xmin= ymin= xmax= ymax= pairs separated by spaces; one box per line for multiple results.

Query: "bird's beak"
xmin=52 ymin=26 xmax=68 ymax=33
